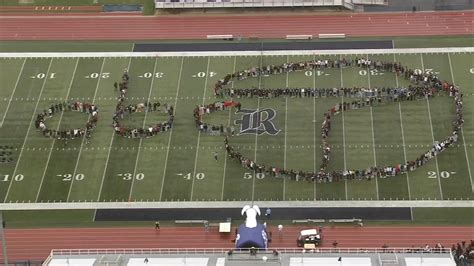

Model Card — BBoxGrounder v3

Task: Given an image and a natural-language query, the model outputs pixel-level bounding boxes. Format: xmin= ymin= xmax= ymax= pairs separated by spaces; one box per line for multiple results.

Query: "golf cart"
xmin=297 ymin=229 xmax=322 ymax=247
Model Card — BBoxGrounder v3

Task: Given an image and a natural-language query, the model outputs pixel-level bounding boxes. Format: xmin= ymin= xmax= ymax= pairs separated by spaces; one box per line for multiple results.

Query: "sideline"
xmin=0 ymin=200 xmax=472 ymax=210
xmin=0 ymin=47 xmax=473 ymax=58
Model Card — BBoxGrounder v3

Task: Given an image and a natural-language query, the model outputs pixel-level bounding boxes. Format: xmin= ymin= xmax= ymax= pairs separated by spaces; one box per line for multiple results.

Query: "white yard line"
xmin=369 ymin=107 xmax=378 ymax=166
xmin=251 ymin=52 xmax=264 ymax=204
xmin=67 ymin=58 xmax=105 ymax=201
xmin=0 ymin=58 xmax=26 ymax=128
xmin=286 ymin=56 xmax=290 ymax=89
xmin=190 ymin=57 xmax=211 ymax=201
xmin=220 ymin=56 xmax=237 ymax=201
xmin=2 ymin=199 xmax=472 ymax=210
xmin=96 ymin=57 xmax=133 ymax=202
xmin=366 ymin=55 xmax=379 ymax=200
xmin=35 ymin=58 xmax=80 ymax=202
xmin=1 ymin=47 xmax=472 ymax=58
xmin=447 ymin=53 xmax=473 ymax=192
xmin=398 ymin=103 xmax=412 ymax=200
xmin=251 ymin=97 xmax=261 ymax=203
xmin=424 ymin=97 xmax=444 ymax=200
xmin=159 ymin=57 xmax=184 ymax=201
xmin=283 ymin=97 xmax=288 ymax=200
xmin=313 ymin=54 xmax=317 ymax=200
xmin=393 ymin=54 xmax=412 ymax=200
xmin=339 ymin=55 xmax=348 ymax=200
xmin=128 ymin=57 xmax=158 ymax=201
xmin=283 ymin=55 xmax=289 ymax=200
xmin=420 ymin=54 xmax=444 ymax=200
xmin=369 ymin=106 xmax=379 ymax=199
xmin=96 ymin=124 xmax=119 ymax=203
xmin=4 ymin=58 xmax=54 ymax=203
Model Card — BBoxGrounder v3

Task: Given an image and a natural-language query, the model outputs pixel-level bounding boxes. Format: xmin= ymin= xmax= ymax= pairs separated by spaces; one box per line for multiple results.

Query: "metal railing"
xmin=352 ymin=0 xmax=388 ymax=5
xmin=44 ymin=247 xmax=455 ymax=266
xmin=49 ymin=247 xmax=453 ymax=256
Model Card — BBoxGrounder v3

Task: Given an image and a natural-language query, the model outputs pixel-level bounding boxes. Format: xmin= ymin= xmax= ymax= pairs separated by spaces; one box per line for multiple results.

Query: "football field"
xmin=0 ymin=48 xmax=473 ymax=204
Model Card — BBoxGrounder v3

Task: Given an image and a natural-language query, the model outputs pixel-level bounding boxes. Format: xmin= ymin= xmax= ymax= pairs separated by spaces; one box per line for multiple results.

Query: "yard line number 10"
xmin=1 ymin=174 xmax=24 ymax=182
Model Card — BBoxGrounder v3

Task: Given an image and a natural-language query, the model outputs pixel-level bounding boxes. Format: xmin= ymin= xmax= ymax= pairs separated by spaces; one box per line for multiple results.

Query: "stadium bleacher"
xmin=0 ymin=5 xmax=102 ymax=13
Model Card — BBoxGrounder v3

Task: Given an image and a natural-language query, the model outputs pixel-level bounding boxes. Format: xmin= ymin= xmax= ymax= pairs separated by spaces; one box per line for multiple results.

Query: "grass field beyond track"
xmin=0 ymin=50 xmax=473 ymax=203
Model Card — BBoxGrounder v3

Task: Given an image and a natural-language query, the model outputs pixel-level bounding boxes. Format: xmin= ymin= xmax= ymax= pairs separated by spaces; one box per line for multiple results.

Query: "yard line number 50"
xmin=243 ymin=172 xmax=265 ymax=179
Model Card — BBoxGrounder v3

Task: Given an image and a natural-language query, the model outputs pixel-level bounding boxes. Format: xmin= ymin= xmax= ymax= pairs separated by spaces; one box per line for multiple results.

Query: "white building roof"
xmin=127 ymin=258 xmax=209 ymax=266
xmin=405 ymin=257 xmax=456 ymax=266
xmin=290 ymin=257 xmax=371 ymax=266
xmin=48 ymin=259 xmax=96 ymax=266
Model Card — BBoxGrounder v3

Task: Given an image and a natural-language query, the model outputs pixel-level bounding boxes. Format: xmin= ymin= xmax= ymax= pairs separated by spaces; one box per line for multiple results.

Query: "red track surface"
xmin=0 ymin=11 xmax=473 ymax=40
xmin=0 ymin=225 xmax=472 ymax=261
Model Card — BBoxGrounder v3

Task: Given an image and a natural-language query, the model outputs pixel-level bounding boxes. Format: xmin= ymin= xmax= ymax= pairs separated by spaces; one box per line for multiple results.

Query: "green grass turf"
xmin=0 ymin=50 xmax=473 ymax=204
xmin=0 ymin=41 xmax=135 ymax=52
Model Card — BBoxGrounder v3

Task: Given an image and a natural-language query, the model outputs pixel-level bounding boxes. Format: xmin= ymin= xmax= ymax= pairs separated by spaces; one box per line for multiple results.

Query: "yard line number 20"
xmin=427 ymin=171 xmax=452 ymax=179
xmin=57 ymin=173 xmax=85 ymax=181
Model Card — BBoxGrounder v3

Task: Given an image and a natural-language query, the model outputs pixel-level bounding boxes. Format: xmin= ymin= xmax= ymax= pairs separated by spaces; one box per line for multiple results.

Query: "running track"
xmin=1 ymin=226 xmax=472 ymax=261
xmin=0 ymin=10 xmax=473 ymax=263
xmin=0 ymin=11 xmax=473 ymax=40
